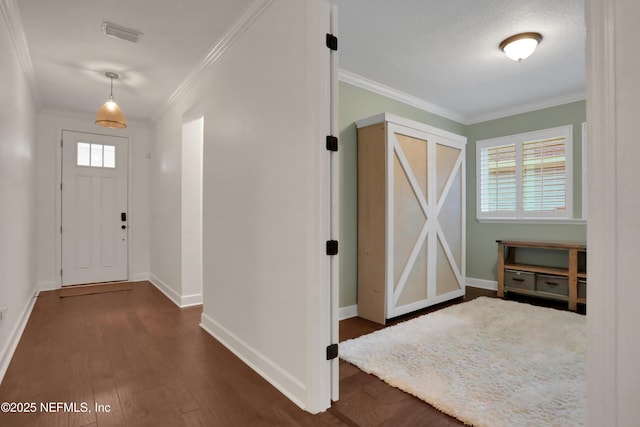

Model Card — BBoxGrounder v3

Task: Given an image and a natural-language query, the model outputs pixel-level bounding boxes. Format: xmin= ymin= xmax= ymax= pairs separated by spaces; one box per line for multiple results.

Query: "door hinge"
xmin=326 ymin=343 xmax=338 ymax=360
xmin=60 ymin=183 xmax=62 ymax=191
xmin=60 ymin=269 xmax=62 ymax=277
xmin=326 ymin=240 xmax=338 ymax=256
xmin=60 ymin=226 xmax=62 ymax=234
xmin=326 ymin=33 xmax=338 ymax=51
xmin=326 ymin=135 xmax=338 ymax=152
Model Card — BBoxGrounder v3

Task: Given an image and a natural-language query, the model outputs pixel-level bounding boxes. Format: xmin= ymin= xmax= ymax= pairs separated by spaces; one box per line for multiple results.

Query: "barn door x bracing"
xmin=387 ymin=124 xmax=465 ymax=318
xmin=61 ymin=131 xmax=128 ymax=286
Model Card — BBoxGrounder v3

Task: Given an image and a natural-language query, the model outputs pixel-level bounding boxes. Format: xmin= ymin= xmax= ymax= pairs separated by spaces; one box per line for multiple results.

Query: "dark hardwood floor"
xmin=0 ymin=282 xmax=497 ymax=426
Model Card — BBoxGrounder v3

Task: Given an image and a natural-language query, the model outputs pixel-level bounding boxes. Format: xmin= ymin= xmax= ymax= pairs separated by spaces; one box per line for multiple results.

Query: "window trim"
xmin=476 ymin=125 xmax=573 ymax=221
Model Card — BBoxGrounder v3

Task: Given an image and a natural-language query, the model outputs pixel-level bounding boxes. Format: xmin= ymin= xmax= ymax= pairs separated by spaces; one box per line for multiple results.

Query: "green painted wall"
xmin=338 ymin=81 xmax=587 ymax=308
xmin=338 ymin=82 xmax=466 ymax=307
xmin=465 ymin=101 xmax=587 ymax=281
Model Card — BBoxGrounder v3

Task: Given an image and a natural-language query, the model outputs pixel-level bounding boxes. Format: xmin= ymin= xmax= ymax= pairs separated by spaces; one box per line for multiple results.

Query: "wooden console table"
xmin=497 ymin=240 xmax=587 ymax=311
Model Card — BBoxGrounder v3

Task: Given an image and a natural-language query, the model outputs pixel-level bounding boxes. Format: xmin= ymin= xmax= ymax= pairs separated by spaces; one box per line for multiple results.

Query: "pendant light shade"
xmin=500 ymin=32 xmax=543 ymax=61
xmin=96 ymin=72 xmax=127 ymax=128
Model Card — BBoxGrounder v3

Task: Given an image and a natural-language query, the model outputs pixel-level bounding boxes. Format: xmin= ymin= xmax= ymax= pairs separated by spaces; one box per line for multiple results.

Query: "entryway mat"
xmin=59 ymin=282 xmax=134 ymax=297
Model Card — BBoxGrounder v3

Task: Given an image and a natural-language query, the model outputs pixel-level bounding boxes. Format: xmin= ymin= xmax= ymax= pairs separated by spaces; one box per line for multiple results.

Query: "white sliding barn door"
xmin=386 ymin=124 xmax=465 ymax=318
xmin=61 ymin=131 xmax=128 ymax=285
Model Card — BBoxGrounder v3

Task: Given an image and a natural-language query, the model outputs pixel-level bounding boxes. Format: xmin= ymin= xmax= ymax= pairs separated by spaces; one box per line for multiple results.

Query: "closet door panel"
xmin=389 ymin=129 xmax=430 ymax=315
xmin=396 ymin=241 xmax=429 ymax=306
xmin=439 ymin=166 xmax=463 ymax=269
xmin=395 ymin=133 xmax=428 ymax=199
xmin=436 ymin=238 xmax=461 ymax=295
xmin=436 ymin=144 xmax=462 ymax=200
xmin=392 ymin=154 xmax=426 ymax=288
xmin=435 ymin=141 xmax=465 ymax=296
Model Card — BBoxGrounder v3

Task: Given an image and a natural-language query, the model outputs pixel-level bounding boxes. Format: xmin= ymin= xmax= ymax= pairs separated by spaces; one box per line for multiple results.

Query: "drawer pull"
xmin=511 ymin=278 xmax=525 ymax=282
xmin=545 ymin=281 xmax=558 ymax=286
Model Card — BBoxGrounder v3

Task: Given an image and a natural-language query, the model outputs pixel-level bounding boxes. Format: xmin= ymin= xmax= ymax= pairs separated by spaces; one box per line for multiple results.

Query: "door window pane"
xmin=77 ymin=143 xmax=116 ymax=168
xmin=77 ymin=142 xmax=90 ymax=166
xmin=103 ymin=145 xmax=115 ymax=168
xmin=91 ymin=144 xmax=103 ymax=167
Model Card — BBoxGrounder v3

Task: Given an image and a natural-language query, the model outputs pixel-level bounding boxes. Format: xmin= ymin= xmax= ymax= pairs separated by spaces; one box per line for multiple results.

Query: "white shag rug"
xmin=340 ymin=297 xmax=585 ymax=427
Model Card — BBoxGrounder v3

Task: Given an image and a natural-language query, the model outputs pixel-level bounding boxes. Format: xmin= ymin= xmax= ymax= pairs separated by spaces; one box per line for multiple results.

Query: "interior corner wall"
xmin=338 ymin=81 xmax=467 ymax=308
xmin=0 ymin=15 xmax=38 ymax=379
xmin=35 ymin=111 xmax=151 ymax=289
xmin=465 ymin=101 xmax=587 ymax=282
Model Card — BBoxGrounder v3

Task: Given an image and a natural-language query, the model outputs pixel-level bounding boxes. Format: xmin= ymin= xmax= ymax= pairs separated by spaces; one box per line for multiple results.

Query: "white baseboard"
xmin=37 ymin=281 xmax=58 ymax=292
xmin=181 ymin=293 xmax=203 ymax=307
xmin=131 ymin=272 xmax=150 ymax=282
xmin=338 ymin=304 xmax=358 ymax=320
xmin=149 ymin=274 xmax=182 ymax=307
xmin=0 ymin=285 xmax=39 ymax=383
xmin=200 ymin=312 xmax=307 ymax=411
xmin=466 ymin=277 xmax=498 ymax=291
xmin=148 ymin=274 xmax=203 ymax=308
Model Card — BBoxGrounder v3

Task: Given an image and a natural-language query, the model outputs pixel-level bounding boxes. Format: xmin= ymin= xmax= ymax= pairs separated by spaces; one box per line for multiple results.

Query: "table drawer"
xmin=505 ymin=270 xmax=535 ymax=291
xmin=536 ymin=274 xmax=568 ymax=296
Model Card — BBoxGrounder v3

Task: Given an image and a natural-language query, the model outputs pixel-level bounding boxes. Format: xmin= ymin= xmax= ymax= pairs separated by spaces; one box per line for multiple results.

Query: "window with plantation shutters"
xmin=476 ymin=125 xmax=573 ymax=220
xmin=522 ymin=137 xmax=566 ymax=212
xmin=480 ymin=144 xmax=516 ymax=213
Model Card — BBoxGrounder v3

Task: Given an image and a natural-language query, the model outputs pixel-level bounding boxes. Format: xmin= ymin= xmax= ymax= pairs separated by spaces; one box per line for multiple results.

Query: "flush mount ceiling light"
xmin=101 ymin=21 xmax=142 ymax=43
xmin=95 ymin=72 xmax=127 ymax=129
xmin=500 ymin=32 xmax=543 ymax=61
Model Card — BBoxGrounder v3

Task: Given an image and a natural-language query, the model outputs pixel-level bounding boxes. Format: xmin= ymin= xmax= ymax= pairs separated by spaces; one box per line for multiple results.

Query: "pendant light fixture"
xmin=95 ymin=72 xmax=127 ymax=128
xmin=500 ymin=32 xmax=543 ymax=62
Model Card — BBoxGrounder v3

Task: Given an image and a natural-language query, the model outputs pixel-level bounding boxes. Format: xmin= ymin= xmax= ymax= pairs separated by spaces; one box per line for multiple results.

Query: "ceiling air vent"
xmin=101 ymin=21 xmax=142 ymax=43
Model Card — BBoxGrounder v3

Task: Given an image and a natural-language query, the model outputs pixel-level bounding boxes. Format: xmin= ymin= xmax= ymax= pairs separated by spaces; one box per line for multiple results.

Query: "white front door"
xmin=61 ymin=131 xmax=128 ymax=285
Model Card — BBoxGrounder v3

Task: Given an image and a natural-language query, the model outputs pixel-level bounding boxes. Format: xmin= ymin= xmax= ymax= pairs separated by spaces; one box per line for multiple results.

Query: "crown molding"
xmin=155 ymin=0 xmax=274 ymax=120
xmin=466 ymin=90 xmax=586 ymax=124
xmin=339 ymin=68 xmax=587 ymax=126
xmin=0 ymin=0 xmax=41 ymax=107
xmin=338 ymin=69 xmax=468 ymax=125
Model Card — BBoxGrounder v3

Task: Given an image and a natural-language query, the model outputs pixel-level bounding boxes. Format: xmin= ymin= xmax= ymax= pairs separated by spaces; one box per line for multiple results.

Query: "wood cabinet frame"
xmin=357 ymin=113 xmax=467 ymax=324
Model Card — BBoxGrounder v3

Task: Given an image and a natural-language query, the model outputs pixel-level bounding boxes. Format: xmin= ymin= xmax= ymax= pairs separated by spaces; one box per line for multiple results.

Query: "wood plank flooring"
xmin=0 ymin=282 xmax=497 ymax=426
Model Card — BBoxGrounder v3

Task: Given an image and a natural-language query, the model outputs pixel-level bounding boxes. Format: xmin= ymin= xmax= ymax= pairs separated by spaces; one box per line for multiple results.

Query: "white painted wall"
xmin=35 ymin=110 xmax=151 ymax=289
xmin=181 ymin=116 xmax=203 ymax=305
xmin=149 ymin=77 xmax=206 ymax=305
xmin=0 ymin=10 xmax=38 ymax=380
xmin=150 ymin=0 xmax=333 ymax=413
xmin=586 ymin=0 xmax=640 ymax=425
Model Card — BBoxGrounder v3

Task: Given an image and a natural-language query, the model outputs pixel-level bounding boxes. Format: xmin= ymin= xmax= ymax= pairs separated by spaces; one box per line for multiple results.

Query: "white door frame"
xmin=55 ymin=127 xmax=134 ymax=288
xmin=329 ymin=1 xmax=339 ymax=402
xmin=60 ymin=130 xmax=129 ymax=285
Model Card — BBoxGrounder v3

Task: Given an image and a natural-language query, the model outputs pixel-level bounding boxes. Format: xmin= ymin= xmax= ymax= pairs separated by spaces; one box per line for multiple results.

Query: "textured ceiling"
xmin=12 ymin=0 xmax=585 ymax=124
xmin=15 ymin=0 xmax=254 ymax=120
xmin=335 ymin=0 xmax=586 ymax=123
